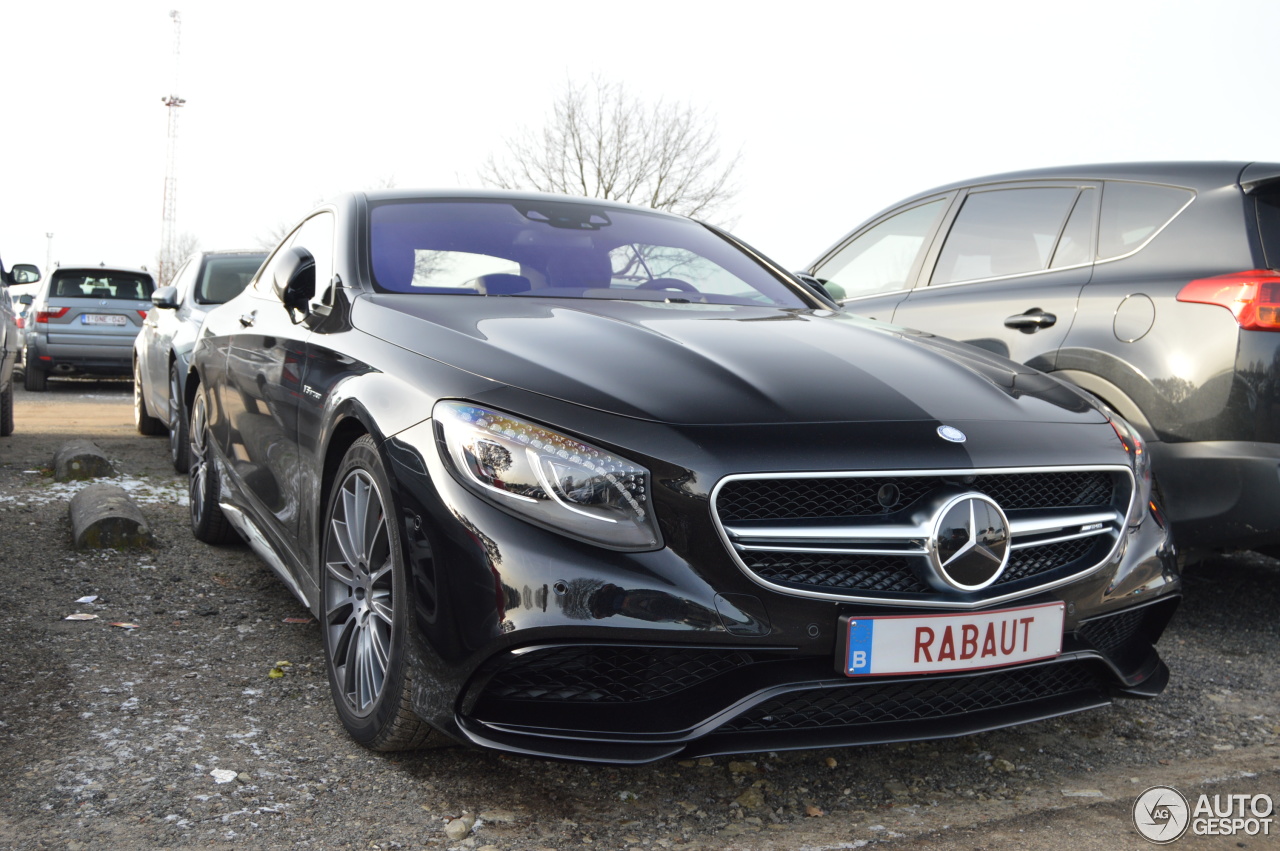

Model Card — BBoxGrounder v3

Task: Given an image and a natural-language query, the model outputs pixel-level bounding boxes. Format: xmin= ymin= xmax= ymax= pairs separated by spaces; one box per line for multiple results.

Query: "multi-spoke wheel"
xmin=134 ymin=358 xmax=165 ymax=435
xmin=169 ymin=361 xmax=191 ymax=472
xmin=188 ymin=390 xmax=237 ymax=544
xmin=321 ymin=435 xmax=432 ymax=750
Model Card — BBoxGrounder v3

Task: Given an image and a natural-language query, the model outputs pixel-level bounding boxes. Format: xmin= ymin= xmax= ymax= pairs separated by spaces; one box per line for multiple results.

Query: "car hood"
xmin=351 ymin=295 xmax=1105 ymax=426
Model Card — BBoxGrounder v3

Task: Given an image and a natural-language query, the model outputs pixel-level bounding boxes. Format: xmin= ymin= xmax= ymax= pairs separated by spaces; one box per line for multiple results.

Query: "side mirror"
xmin=272 ymin=246 xmax=315 ymax=313
xmin=11 ymin=264 xmax=41 ymax=285
xmin=793 ymin=272 xmax=840 ymax=307
xmin=151 ymin=286 xmax=180 ymax=310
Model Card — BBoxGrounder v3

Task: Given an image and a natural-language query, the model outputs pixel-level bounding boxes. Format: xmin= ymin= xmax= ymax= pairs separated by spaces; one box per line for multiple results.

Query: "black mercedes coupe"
xmin=186 ymin=190 xmax=1179 ymax=763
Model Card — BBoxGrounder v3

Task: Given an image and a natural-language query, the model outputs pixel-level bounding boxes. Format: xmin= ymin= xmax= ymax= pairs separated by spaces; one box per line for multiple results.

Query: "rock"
xmin=69 ymin=484 xmax=153 ymax=549
xmin=53 ymin=440 xmax=114 ymax=481
xmin=446 ymin=812 xmax=476 ymax=840
xmin=728 ymin=760 xmax=758 ymax=774
xmin=884 ymin=780 xmax=910 ymax=799
xmin=734 ymin=786 xmax=767 ymax=810
xmin=478 ymin=809 xmax=516 ymax=823
xmin=825 ymin=757 xmax=838 ymax=768
xmin=993 ymin=758 xmax=1016 ymax=772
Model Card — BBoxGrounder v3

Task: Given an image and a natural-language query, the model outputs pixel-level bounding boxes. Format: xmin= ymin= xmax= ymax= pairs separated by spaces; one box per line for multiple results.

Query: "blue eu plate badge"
xmin=845 ymin=619 xmax=873 ymax=675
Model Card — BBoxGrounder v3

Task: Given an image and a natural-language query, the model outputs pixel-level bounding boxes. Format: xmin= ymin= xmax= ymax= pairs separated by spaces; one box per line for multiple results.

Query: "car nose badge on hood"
xmin=937 ymin=425 xmax=967 ymax=443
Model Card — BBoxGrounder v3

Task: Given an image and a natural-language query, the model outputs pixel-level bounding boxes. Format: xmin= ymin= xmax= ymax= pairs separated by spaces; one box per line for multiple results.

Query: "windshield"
xmin=368 ymin=199 xmax=806 ymax=307
xmin=49 ymin=271 xmax=154 ymax=300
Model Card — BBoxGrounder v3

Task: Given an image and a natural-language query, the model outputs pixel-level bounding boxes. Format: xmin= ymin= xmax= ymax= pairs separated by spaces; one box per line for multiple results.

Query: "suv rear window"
xmin=1255 ymin=190 xmax=1280 ymax=270
xmin=50 ymin=272 xmax=154 ymax=300
xmin=1097 ymin=182 xmax=1193 ymax=260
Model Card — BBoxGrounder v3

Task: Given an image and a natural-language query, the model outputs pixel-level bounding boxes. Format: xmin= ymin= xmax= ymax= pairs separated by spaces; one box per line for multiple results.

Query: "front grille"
xmin=722 ymin=661 xmax=1105 ymax=732
xmin=741 ymin=552 xmax=927 ymax=594
xmin=481 ymin=646 xmax=757 ymax=703
xmin=1077 ymin=607 xmax=1148 ymax=657
xmin=999 ymin=537 xmax=1099 ymax=585
xmin=969 ymin=472 xmax=1112 ymax=510
xmin=714 ymin=467 xmax=1132 ymax=603
xmin=717 ymin=471 xmax=1112 ymax=522
xmin=717 ymin=477 xmax=936 ymax=522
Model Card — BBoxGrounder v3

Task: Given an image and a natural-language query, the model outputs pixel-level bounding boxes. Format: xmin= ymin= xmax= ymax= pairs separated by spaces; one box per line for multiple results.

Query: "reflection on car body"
xmin=187 ymin=190 xmax=1179 ymax=763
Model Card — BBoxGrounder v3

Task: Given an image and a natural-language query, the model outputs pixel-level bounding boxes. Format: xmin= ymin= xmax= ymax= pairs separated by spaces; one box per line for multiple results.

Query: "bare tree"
xmin=154 ymin=231 xmax=199 ymax=286
xmin=479 ymin=78 xmax=740 ymax=222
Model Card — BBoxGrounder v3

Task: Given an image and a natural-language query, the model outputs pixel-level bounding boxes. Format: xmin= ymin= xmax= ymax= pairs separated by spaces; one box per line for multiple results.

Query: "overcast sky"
xmin=2 ymin=0 xmax=1276 ymax=276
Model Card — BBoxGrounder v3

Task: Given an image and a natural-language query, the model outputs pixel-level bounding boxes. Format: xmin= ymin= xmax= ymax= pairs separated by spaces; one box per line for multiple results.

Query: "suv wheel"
xmin=134 ymin=359 xmax=165 ymax=435
xmin=23 ymin=347 xmax=46 ymax=392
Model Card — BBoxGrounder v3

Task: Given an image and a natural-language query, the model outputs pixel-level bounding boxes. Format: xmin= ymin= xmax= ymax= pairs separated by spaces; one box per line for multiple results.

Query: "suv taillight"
xmin=35 ymin=307 xmax=70 ymax=323
xmin=1177 ymin=269 xmax=1280 ymax=330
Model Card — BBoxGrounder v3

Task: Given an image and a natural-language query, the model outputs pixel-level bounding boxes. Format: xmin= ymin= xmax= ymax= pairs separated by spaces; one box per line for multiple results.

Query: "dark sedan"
xmin=807 ymin=162 xmax=1280 ymax=554
xmin=186 ymin=190 xmax=1178 ymax=763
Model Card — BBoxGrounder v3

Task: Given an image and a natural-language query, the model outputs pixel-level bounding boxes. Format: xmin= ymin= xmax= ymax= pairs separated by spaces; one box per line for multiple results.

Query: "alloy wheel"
xmin=324 ymin=469 xmax=395 ymax=716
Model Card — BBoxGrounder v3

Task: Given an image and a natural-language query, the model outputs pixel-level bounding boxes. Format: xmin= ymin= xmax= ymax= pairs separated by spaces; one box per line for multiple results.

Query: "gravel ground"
xmin=0 ymin=380 xmax=1278 ymax=850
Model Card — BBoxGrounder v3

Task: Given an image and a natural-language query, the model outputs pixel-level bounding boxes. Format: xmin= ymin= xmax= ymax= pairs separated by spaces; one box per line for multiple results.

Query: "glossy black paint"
xmin=190 ymin=190 xmax=1178 ymax=762
xmin=810 ymin=162 xmax=1280 ymax=550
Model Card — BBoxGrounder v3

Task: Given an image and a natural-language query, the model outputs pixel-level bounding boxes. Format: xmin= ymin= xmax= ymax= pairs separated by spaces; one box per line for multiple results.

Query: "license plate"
xmin=81 ymin=314 xmax=127 ymax=326
xmin=841 ymin=602 xmax=1064 ymax=677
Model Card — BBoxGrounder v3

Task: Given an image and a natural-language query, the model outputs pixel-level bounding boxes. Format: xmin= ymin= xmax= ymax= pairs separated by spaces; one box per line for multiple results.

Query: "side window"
xmin=1256 ymin=190 xmax=1280 ymax=270
xmin=1097 ymin=182 xmax=1194 ymax=260
xmin=813 ymin=198 xmax=947 ymax=300
xmin=932 ymin=188 xmax=1080 ymax=285
xmin=1050 ymin=188 xmax=1097 ymax=269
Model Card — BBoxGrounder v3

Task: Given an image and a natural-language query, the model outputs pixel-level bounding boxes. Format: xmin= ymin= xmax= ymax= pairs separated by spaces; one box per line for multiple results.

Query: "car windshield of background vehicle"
xmin=812 ymin=198 xmax=947 ymax=300
xmin=50 ymin=273 xmax=154 ymax=299
xmin=368 ymin=200 xmax=807 ymax=307
xmin=932 ymin=188 xmax=1080 ymax=285
xmin=196 ymin=256 xmax=267 ymax=304
xmin=1097 ymin=182 xmax=1194 ymax=260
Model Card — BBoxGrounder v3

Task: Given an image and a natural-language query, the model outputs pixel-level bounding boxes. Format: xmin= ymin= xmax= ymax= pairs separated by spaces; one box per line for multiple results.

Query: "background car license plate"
xmin=81 ymin=314 xmax=127 ymax=326
xmin=841 ymin=602 xmax=1064 ymax=677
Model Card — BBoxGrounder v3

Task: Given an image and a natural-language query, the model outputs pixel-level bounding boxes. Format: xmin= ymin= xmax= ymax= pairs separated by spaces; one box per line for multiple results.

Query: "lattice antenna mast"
xmin=159 ymin=10 xmax=186 ymax=285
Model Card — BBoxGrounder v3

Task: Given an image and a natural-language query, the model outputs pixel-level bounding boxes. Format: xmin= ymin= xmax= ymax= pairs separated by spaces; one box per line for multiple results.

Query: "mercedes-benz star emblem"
xmin=928 ymin=493 xmax=1010 ymax=590
xmin=937 ymin=425 xmax=966 ymax=443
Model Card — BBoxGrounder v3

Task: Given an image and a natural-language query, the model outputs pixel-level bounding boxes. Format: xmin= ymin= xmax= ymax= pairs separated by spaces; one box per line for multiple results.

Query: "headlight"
xmin=433 ymin=401 xmax=662 ymax=551
xmin=1106 ymin=412 xmax=1152 ymax=527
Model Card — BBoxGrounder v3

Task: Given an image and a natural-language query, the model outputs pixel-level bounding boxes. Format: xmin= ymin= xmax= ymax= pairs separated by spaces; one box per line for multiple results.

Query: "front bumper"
xmin=385 ymin=425 xmax=1180 ymax=763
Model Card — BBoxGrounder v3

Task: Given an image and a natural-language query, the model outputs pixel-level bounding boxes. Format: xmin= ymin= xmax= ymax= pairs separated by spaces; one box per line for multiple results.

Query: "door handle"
xmin=239 ymin=311 xmax=257 ymax=328
xmin=1003 ymin=309 xmax=1057 ymax=332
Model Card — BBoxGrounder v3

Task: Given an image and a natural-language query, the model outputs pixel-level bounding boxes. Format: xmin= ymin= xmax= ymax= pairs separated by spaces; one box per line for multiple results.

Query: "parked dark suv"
xmin=807 ymin=162 xmax=1280 ymax=552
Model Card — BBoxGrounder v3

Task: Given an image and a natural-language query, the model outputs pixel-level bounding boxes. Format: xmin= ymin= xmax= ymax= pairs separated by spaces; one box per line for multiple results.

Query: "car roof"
xmin=200 ymin=249 xmax=267 ymax=257
xmin=51 ymin=264 xmax=154 ymax=277
xmin=916 ymin=161 xmax=1278 ymax=197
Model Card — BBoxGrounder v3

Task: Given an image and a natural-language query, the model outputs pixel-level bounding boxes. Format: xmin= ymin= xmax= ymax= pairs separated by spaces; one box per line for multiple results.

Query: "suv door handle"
xmin=239 ymin=311 xmax=257 ymax=328
xmin=1003 ymin=309 xmax=1057 ymax=332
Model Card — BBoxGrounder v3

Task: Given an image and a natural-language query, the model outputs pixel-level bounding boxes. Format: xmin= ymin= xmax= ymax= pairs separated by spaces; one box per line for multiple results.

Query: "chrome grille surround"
xmin=711 ymin=465 xmax=1136 ymax=609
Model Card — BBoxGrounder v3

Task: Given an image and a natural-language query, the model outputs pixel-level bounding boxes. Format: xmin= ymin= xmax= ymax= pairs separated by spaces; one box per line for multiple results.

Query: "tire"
xmin=188 ymin=391 xmax=239 ymax=544
xmin=134 ymin=358 xmax=166 ymax=435
xmin=168 ymin=361 xmax=190 ymax=473
xmin=23 ymin=348 xmax=46 ymax=392
xmin=0 ymin=381 xmax=13 ymax=437
xmin=321 ymin=435 xmax=433 ymax=751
